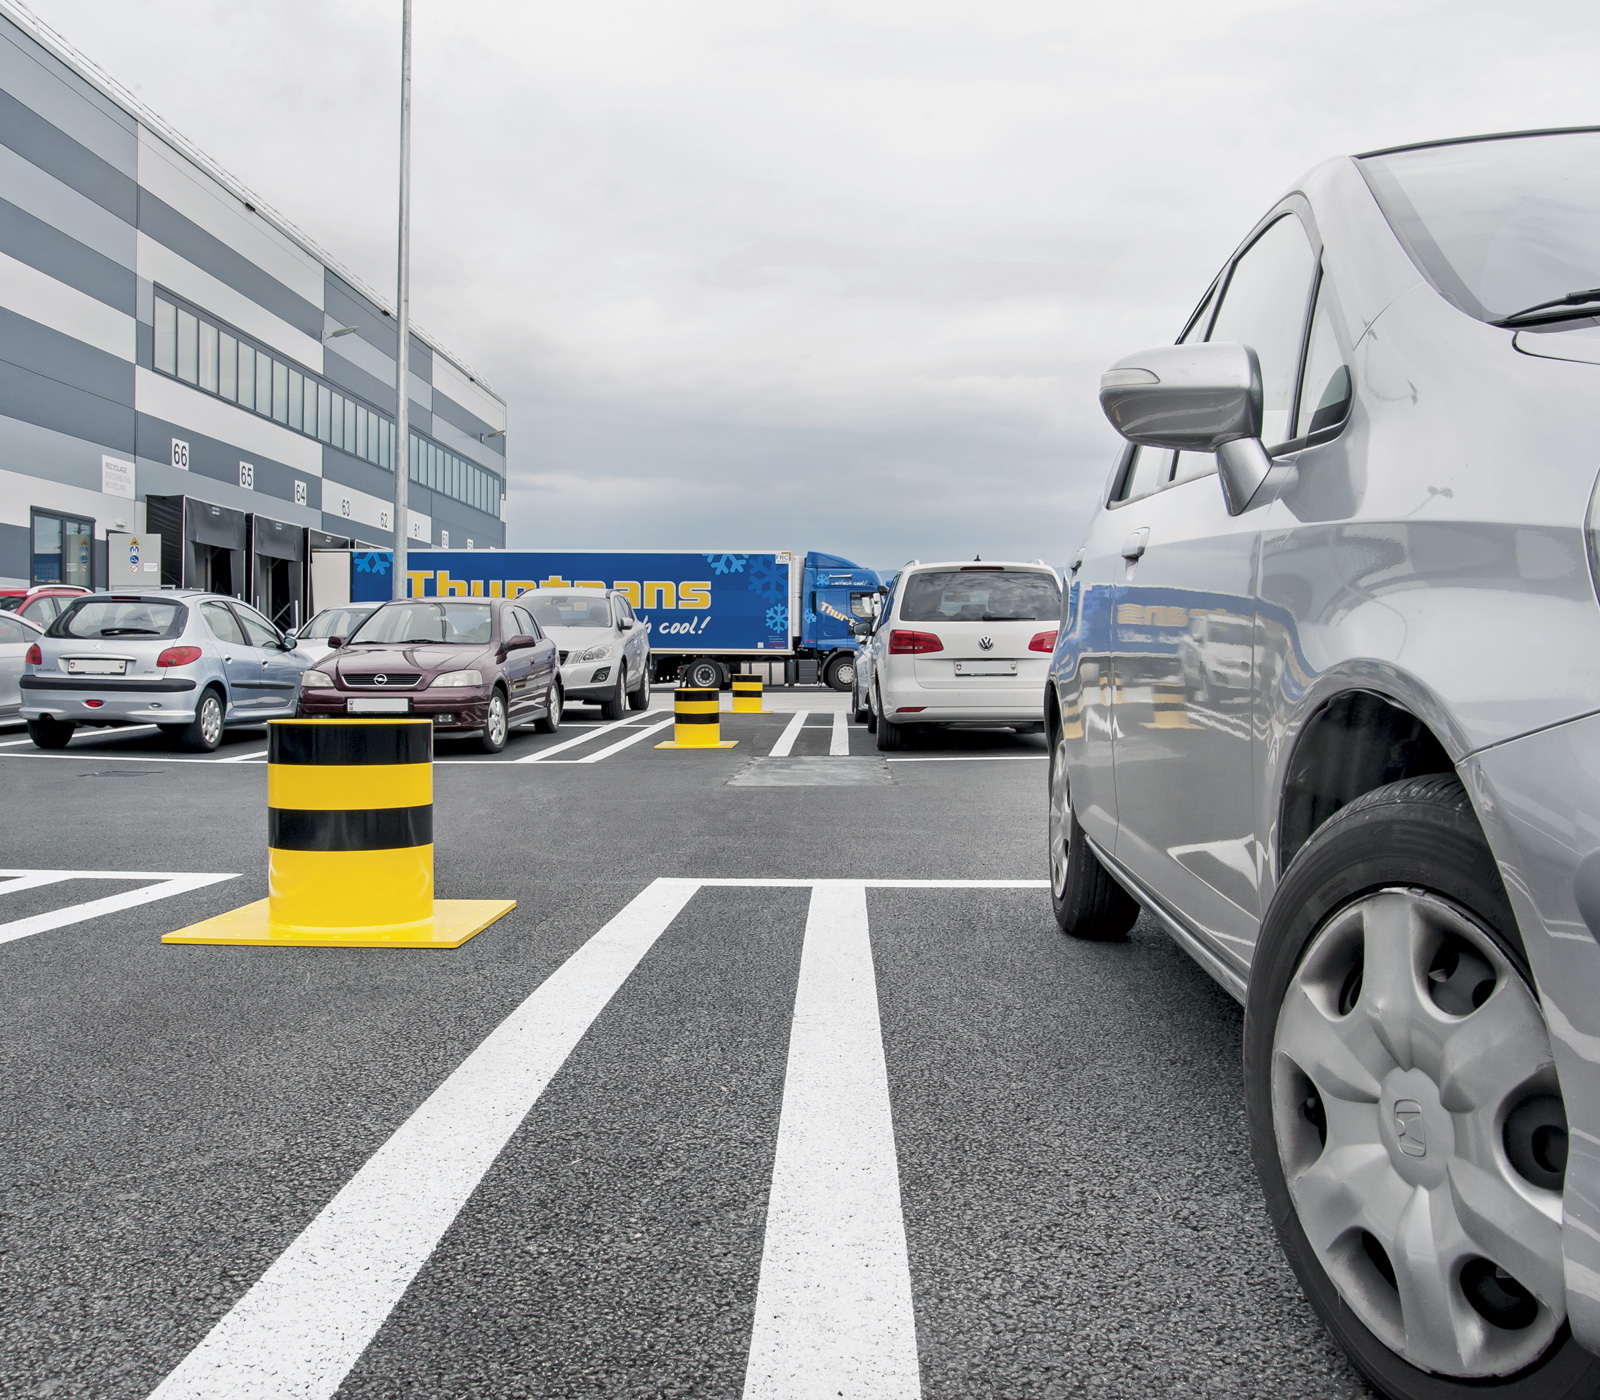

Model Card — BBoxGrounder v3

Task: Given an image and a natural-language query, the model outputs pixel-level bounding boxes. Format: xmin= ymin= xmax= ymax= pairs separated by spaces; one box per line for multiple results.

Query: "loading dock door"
xmin=249 ymin=515 xmax=307 ymax=631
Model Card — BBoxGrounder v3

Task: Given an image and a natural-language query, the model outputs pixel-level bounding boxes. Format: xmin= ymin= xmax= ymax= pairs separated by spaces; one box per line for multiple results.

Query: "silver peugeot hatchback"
xmin=21 ymin=590 xmax=311 ymax=751
xmin=1048 ymin=128 xmax=1600 ymax=1399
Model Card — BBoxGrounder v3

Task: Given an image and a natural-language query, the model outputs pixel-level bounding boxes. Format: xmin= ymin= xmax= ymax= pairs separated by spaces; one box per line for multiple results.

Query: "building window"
xmin=238 ymin=343 xmax=255 ymax=411
xmin=32 ymin=510 xmax=94 ymax=588
xmin=154 ymin=297 xmax=176 ymax=374
xmin=199 ymin=321 xmax=218 ymax=393
xmin=272 ymin=359 xmax=289 ymax=423
xmin=219 ymin=332 xmax=237 ymax=399
xmin=177 ymin=308 xmax=198 ymax=383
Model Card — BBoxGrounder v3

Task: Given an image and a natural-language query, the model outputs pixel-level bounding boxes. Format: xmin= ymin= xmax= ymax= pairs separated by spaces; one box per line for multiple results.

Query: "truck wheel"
xmin=27 ymin=716 xmax=75 ymax=750
xmin=629 ymin=657 xmax=651 ymax=710
xmin=600 ymin=666 xmax=627 ymax=721
xmin=684 ymin=658 xmax=721 ymax=690
xmin=1244 ymin=775 xmax=1597 ymax=1400
xmin=1049 ymin=726 xmax=1138 ymax=940
xmin=823 ymin=652 xmax=855 ymax=692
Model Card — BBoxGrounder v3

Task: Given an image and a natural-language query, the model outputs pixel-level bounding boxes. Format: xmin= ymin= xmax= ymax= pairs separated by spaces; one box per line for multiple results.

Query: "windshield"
xmin=527 ymin=592 xmax=613 ymax=629
xmin=349 ymin=602 xmax=494 ymax=646
xmin=899 ymin=569 xmax=1061 ymax=623
xmin=300 ymin=606 xmax=374 ymax=640
xmin=53 ymin=599 xmax=186 ymax=639
xmin=1359 ymin=131 xmax=1600 ymax=322
xmin=0 ymin=596 xmax=23 ymax=612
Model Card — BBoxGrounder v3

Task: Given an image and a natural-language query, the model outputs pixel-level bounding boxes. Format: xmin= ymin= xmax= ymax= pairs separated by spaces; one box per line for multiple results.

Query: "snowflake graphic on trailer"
xmin=704 ymin=553 xmax=748 ymax=575
xmin=766 ymin=603 xmax=789 ymax=634
xmin=354 ymin=552 xmax=390 ymax=575
xmin=746 ymin=555 xmax=787 ymax=603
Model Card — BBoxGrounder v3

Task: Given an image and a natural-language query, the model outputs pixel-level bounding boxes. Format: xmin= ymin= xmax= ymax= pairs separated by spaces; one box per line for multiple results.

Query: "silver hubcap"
xmin=1272 ymin=889 xmax=1565 ymax=1378
xmin=1048 ymin=731 xmax=1069 ymax=897
xmin=488 ymin=697 xmax=506 ymax=745
xmin=837 ymin=660 xmax=855 ymax=687
xmin=200 ymin=696 xmax=222 ymax=746
xmin=550 ymin=684 xmax=562 ymax=722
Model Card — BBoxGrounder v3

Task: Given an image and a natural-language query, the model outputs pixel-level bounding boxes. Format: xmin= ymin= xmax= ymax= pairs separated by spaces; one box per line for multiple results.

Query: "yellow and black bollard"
xmin=731 ymin=674 xmax=763 ymax=713
xmin=165 ymin=718 xmax=515 ymax=948
xmin=656 ymin=684 xmax=738 ymax=749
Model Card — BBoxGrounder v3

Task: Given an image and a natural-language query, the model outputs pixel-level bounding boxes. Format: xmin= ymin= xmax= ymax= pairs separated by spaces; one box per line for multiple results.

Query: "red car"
xmin=0 ymin=585 xmax=91 ymax=628
xmin=296 ymin=597 xmax=561 ymax=753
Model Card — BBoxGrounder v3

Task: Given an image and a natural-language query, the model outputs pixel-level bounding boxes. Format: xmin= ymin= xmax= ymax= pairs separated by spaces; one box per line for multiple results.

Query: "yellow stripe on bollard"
xmin=164 ymin=718 xmax=515 ymax=948
xmin=732 ymin=675 xmax=763 ymax=713
xmin=657 ymin=684 xmax=739 ymax=749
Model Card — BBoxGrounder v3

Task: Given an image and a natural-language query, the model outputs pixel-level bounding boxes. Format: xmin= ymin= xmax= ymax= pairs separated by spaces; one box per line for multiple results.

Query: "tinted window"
xmin=351 ymin=602 xmax=494 ymax=645
xmin=900 ymin=569 xmax=1061 ymax=623
xmin=527 ymin=592 xmax=613 ymax=628
xmin=1208 ymin=214 xmax=1318 ymax=446
xmin=1118 ymin=446 xmax=1173 ymax=502
xmin=300 ymin=606 xmax=374 ymax=639
xmin=0 ymin=614 xmax=28 ymax=643
xmin=233 ymin=605 xmax=281 ymax=649
xmin=56 ymin=599 xmax=186 ymax=640
xmin=1297 ymin=277 xmax=1354 ymax=438
xmin=201 ymin=600 xmax=248 ymax=645
xmin=1360 ymin=131 xmax=1600 ymax=322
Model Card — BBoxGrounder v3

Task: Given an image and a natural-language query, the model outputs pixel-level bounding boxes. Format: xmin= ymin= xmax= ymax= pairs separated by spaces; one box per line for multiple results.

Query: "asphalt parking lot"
xmin=0 ymin=689 xmax=1368 ymax=1399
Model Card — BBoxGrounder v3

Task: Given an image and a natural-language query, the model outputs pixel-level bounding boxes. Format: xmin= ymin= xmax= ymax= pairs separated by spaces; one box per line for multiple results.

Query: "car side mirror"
xmin=1099 ymin=342 xmax=1276 ymax=516
xmin=851 ymin=620 xmax=871 ymax=638
xmin=506 ymin=634 xmax=539 ymax=650
xmin=327 ymin=635 xmax=346 ymax=649
xmin=619 ymin=617 xmax=633 ymax=630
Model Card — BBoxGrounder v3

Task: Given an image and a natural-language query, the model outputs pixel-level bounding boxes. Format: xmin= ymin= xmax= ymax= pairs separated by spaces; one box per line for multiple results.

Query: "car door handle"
xmin=1121 ymin=528 xmax=1150 ymax=561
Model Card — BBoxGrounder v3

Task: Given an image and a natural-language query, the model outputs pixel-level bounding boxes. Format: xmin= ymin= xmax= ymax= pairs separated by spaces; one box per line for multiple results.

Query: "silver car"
xmin=22 ymin=591 xmax=311 ymax=751
xmin=523 ymin=587 xmax=651 ymax=719
xmin=0 ymin=610 xmax=43 ymax=722
xmin=1049 ymin=128 xmax=1600 ymax=1399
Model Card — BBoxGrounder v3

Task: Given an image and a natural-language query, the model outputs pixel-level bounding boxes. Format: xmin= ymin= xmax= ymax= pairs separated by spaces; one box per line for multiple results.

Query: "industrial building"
xmin=0 ymin=1 xmax=508 ymax=628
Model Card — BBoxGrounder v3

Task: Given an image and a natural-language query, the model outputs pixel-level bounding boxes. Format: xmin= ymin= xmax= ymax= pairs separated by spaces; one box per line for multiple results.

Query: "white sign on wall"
xmin=239 ymin=461 xmax=254 ymax=490
xmin=294 ymin=480 xmax=307 ymax=506
xmin=100 ymin=455 xmax=134 ymax=499
xmin=171 ymin=438 xmax=189 ymax=469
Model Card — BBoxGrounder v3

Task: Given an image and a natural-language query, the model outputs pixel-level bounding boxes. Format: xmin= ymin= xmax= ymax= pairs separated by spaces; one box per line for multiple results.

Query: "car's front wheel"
xmin=1048 ymin=724 xmax=1138 ymax=940
xmin=600 ymin=665 xmax=627 ymax=721
xmin=1245 ymin=775 xmax=1599 ymax=1400
xmin=534 ymin=679 xmax=563 ymax=734
xmin=628 ymin=657 xmax=651 ymax=710
xmin=179 ymin=689 xmax=224 ymax=753
xmin=480 ymin=690 xmax=509 ymax=753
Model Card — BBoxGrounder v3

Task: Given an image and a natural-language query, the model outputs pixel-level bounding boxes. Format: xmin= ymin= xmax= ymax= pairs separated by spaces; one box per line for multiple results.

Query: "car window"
xmin=527 ymin=592 xmax=613 ymax=629
xmin=56 ymin=599 xmax=187 ymax=640
xmin=1117 ymin=446 xmax=1173 ymax=503
xmin=21 ymin=597 xmax=58 ymax=623
xmin=616 ymin=597 xmax=635 ymax=624
xmin=1208 ymin=213 xmax=1318 ymax=447
xmin=899 ymin=568 xmax=1061 ymax=623
xmin=351 ymin=602 xmax=494 ymax=645
xmin=300 ymin=607 xmax=372 ymax=639
xmin=232 ymin=604 xmax=281 ymax=649
xmin=201 ymin=600 xmax=248 ymax=645
xmin=510 ymin=605 xmax=540 ymax=640
xmin=0 ymin=614 xmax=28 ymax=644
xmin=1296 ymin=275 xmax=1354 ymax=438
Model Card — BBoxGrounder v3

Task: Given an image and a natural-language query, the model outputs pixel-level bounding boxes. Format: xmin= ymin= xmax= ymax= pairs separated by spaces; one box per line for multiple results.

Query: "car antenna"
xmin=974 ymin=553 xmax=981 ymax=561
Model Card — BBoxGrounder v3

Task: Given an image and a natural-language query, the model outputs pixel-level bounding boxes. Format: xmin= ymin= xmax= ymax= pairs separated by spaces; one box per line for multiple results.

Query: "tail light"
xmin=1028 ymin=630 xmax=1058 ymax=653
xmin=157 ymin=645 xmax=203 ymax=668
xmin=25 ymin=642 xmax=41 ymax=665
xmin=888 ymin=629 xmax=944 ymax=655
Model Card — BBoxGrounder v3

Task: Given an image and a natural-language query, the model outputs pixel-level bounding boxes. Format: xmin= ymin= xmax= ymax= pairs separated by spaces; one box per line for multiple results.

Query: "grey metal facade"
xmin=0 ymin=1 xmax=509 ymax=591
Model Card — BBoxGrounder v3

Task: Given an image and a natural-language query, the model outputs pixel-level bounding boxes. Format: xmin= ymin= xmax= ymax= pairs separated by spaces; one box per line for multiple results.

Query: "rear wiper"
xmin=98 ymin=628 xmax=161 ymax=636
xmin=981 ymin=613 xmax=1029 ymax=621
xmin=1495 ymin=287 xmax=1600 ymax=326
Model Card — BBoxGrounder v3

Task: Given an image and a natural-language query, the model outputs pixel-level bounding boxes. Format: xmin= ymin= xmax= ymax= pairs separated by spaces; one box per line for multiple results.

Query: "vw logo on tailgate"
xmin=979 ymin=636 xmax=994 ymax=651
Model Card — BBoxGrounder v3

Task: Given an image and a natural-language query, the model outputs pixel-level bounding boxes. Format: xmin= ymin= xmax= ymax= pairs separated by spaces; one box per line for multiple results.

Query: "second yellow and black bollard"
xmin=165 ymin=718 xmax=515 ymax=947
xmin=656 ymin=684 xmax=738 ymax=749
xmin=732 ymin=675 xmax=763 ymax=713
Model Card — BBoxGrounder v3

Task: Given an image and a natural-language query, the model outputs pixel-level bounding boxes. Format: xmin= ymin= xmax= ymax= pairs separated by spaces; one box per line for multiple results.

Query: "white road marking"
xmin=216 ymin=749 xmax=268 ymax=763
xmin=578 ymin=715 xmax=673 ymax=761
xmin=769 ymin=711 xmax=808 ymax=758
xmin=829 ymin=712 xmax=849 ymax=756
xmin=147 ymin=877 xmax=701 ymax=1400
xmin=885 ymin=755 xmax=1047 ymax=762
xmin=514 ymin=711 xmax=659 ymax=763
xmin=743 ymin=880 xmax=920 ymax=1400
xmin=0 ymin=870 xmax=239 ymax=947
xmin=0 ymin=735 xmax=38 ymax=747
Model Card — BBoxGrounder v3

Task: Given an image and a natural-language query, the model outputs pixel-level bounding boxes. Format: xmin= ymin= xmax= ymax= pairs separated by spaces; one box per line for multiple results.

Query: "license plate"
xmin=65 ymin=658 xmax=127 ymax=675
xmin=348 ymin=697 xmax=410 ymax=714
xmin=954 ymin=660 xmax=1017 ymax=676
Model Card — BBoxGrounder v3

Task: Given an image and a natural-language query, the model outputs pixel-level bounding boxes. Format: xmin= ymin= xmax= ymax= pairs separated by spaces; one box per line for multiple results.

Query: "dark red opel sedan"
xmin=296 ymin=598 xmax=561 ymax=752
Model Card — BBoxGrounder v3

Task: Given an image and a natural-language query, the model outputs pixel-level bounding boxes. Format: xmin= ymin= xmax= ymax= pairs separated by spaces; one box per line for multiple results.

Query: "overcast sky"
xmin=25 ymin=0 xmax=1600 ymax=570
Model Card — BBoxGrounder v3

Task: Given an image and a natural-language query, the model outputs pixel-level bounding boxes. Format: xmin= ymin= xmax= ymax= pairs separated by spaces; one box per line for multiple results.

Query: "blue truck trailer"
xmin=319 ymin=547 xmax=881 ymax=690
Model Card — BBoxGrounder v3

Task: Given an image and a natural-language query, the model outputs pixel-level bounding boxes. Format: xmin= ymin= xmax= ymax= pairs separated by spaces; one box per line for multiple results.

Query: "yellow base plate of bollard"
xmin=162 ymin=898 xmax=516 ymax=948
xmin=655 ymin=740 xmax=740 ymax=749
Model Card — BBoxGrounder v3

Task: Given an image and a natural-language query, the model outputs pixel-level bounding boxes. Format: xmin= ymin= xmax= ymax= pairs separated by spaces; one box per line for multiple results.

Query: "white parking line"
xmin=885 ymin=755 xmax=1047 ymax=762
xmin=829 ymin=712 xmax=849 ymax=756
xmin=146 ymin=878 xmax=701 ymax=1400
xmin=576 ymin=715 xmax=673 ymax=762
xmin=743 ymin=880 xmax=920 ymax=1399
xmin=513 ymin=711 xmax=659 ymax=763
xmin=0 ymin=870 xmax=239 ymax=947
xmin=0 ymin=735 xmax=37 ymax=747
xmin=769 ymin=711 xmax=808 ymax=758
xmin=216 ymin=749 xmax=269 ymax=763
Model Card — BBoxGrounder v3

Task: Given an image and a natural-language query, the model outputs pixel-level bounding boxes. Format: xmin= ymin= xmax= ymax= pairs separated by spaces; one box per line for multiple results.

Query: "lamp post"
xmin=392 ymin=0 xmax=412 ymax=599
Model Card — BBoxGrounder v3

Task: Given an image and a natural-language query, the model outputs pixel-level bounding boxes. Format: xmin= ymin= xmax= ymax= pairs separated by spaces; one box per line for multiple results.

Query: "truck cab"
xmin=801 ymin=551 xmax=881 ymax=691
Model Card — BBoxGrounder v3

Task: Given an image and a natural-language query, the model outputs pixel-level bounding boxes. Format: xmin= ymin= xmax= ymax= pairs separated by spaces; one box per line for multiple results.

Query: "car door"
xmin=519 ymin=607 xmax=558 ymax=708
xmin=231 ymin=602 xmax=302 ymax=716
xmin=199 ymin=599 xmax=259 ymax=715
xmin=0 ymin=613 xmax=33 ymax=716
xmin=616 ymin=596 xmax=646 ymax=684
xmin=1108 ymin=208 xmax=1320 ymax=972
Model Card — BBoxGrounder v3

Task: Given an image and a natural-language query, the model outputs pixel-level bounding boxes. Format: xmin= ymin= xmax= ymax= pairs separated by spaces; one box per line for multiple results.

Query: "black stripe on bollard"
xmin=268 ymin=805 xmax=434 ymax=851
xmin=672 ymin=712 xmax=722 ymax=725
xmin=269 ymin=723 xmax=433 ymax=767
xmin=675 ymin=688 xmax=719 ymax=700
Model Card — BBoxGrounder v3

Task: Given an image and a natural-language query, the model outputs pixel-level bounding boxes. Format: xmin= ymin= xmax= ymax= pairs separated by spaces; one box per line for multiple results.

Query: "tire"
xmin=480 ymin=689 xmax=509 ymax=753
xmin=628 ymin=657 xmax=651 ymax=710
xmin=851 ymin=677 xmax=869 ymax=723
xmin=157 ymin=723 xmax=185 ymax=739
xmin=599 ymin=665 xmax=626 ymax=721
xmin=1244 ymin=775 xmax=1598 ymax=1400
xmin=823 ymin=652 xmax=855 ymax=692
xmin=179 ymin=688 xmax=224 ymax=752
xmin=534 ymin=679 xmax=563 ymax=734
xmin=684 ymin=657 xmax=721 ymax=690
xmin=865 ymin=682 xmax=879 ymax=733
xmin=874 ymin=689 xmax=904 ymax=751
xmin=1047 ymin=723 xmax=1138 ymax=940
xmin=27 ymin=716 xmax=75 ymax=750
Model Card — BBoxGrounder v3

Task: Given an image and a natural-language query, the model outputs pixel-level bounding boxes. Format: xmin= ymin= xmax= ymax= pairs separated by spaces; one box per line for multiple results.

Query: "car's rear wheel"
xmin=865 ymin=681 xmax=879 ymax=733
xmin=600 ymin=665 xmax=627 ymax=721
xmin=1048 ymin=725 xmax=1138 ymax=940
xmin=823 ymin=652 xmax=855 ymax=692
xmin=479 ymin=690 xmax=509 ymax=753
xmin=180 ymin=689 xmax=224 ymax=753
xmin=534 ymin=679 xmax=563 ymax=734
xmin=852 ymin=676 xmax=869 ymax=723
xmin=874 ymin=688 xmax=904 ymax=751
xmin=1245 ymin=775 xmax=1598 ymax=1400
xmin=628 ymin=658 xmax=651 ymax=710
xmin=27 ymin=716 xmax=75 ymax=750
